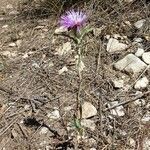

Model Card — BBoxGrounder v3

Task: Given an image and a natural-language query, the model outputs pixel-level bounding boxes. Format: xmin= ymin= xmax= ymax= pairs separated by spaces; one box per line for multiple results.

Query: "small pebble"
xmin=110 ymin=101 xmax=125 ymax=117
xmin=24 ymin=104 xmax=30 ymax=111
xmin=134 ymin=77 xmax=149 ymax=89
xmin=82 ymin=102 xmax=97 ymax=119
xmin=135 ymin=48 xmax=144 ymax=57
xmin=106 ymin=38 xmax=128 ymax=52
xmin=142 ymin=52 xmax=150 ymax=64
xmin=54 ymin=26 xmax=67 ymax=34
xmin=129 ymin=138 xmax=136 ymax=147
xmin=47 ymin=109 xmax=60 ymax=119
xmin=9 ymin=42 xmax=16 ymax=47
xmin=143 ymin=138 xmax=150 ymax=150
xmin=58 ymin=66 xmax=68 ymax=75
xmin=134 ymin=19 xmax=146 ymax=29
xmin=141 ymin=112 xmax=150 ymax=123
xmin=114 ymin=54 xmax=147 ymax=74
xmin=134 ymin=38 xmax=143 ymax=43
xmin=134 ymin=99 xmax=145 ymax=106
xmin=6 ymin=4 xmax=13 ymax=9
xmin=39 ymin=127 xmax=48 ymax=134
xmin=112 ymin=79 xmax=124 ymax=88
xmin=16 ymin=40 xmax=22 ymax=47
xmin=2 ymin=25 xmax=8 ymax=28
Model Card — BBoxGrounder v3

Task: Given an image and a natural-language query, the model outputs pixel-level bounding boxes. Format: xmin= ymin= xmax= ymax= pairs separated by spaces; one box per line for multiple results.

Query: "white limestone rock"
xmin=110 ymin=101 xmax=125 ymax=117
xmin=39 ymin=127 xmax=48 ymax=134
xmin=106 ymin=38 xmax=128 ymax=52
xmin=134 ymin=19 xmax=146 ymax=29
xmin=114 ymin=54 xmax=147 ymax=74
xmin=58 ymin=66 xmax=68 ymax=75
xmin=82 ymin=102 xmax=97 ymax=119
xmin=135 ymin=48 xmax=144 ymax=57
xmin=141 ymin=112 xmax=150 ymax=124
xmin=2 ymin=24 xmax=8 ymax=28
xmin=112 ymin=79 xmax=124 ymax=88
xmin=142 ymin=52 xmax=150 ymax=64
xmin=143 ymin=137 xmax=150 ymax=150
xmin=134 ymin=77 xmax=149 ymax=89
xmin=134 ymin=38 xmax=143 ymax=43
xmin=9 ymin=42 xmax=16 ymax=47
xmin=134 ymin=99 xmax=146 ymax=106
xmin=54 ymin=26 xmax=67 ymax=34
xmin=47 ymin=109 xmax=60 ymax=119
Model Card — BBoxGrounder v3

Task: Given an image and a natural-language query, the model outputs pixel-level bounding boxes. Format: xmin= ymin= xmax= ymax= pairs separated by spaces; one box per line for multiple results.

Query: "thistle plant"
xmin=59 ymin=10 xmax=91 ymax=137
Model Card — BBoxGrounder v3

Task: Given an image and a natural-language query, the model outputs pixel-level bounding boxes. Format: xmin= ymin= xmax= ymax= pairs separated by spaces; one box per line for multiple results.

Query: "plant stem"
xmin=77 ymin=47 xmax=83 ymax=121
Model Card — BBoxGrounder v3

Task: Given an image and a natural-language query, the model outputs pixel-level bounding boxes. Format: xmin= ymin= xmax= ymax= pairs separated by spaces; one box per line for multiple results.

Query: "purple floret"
xmin=60 ymin=10 xmax=87 ymax=31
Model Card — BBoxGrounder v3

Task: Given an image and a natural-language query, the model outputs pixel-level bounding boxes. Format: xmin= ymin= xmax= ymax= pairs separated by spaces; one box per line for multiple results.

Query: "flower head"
xmin=60 ymin=10 xmax=87 ymax=32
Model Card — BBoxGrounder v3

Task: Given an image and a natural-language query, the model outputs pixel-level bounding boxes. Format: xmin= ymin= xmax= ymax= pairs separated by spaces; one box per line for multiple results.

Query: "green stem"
xmin=77 ymin=47 xmax=83 ymax=121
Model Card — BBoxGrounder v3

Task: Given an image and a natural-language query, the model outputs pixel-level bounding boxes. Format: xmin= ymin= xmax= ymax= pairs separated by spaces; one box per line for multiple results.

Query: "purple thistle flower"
xmin=60 ymin=10 xmax=87 ymax=32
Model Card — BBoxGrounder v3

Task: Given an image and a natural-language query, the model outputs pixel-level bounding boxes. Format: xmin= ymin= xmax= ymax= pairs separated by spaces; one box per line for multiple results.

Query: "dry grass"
xmin=0 ymin=0 xmax=150 ymax=149
xmin=18 ymin=0 xmax=89 ymax=19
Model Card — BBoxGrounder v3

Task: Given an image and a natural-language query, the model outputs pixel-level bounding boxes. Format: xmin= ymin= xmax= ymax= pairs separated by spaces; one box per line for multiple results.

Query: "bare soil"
xmin=0 ymin=0 xmax=150 ymax=150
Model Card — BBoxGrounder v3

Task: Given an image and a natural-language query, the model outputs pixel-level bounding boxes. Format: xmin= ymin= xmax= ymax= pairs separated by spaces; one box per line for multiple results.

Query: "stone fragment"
xmin=141 ymin=112 xmax=150 ymax=123
xmin=47 ymin=109 xmax=60 ymax=119
xmin=134 ymin=38 xmax=143 ymax=43
xmin=58 ymin=66 xmax=68 ymax=75
xmin=40 ymin=141 xmax=47 ymax=146
xmin=9 ymin=10 xmax=19 ymax=15
xmin=54 ymin=26 xmax=67 ymax=34
xmin=134 ymin=77 xmax=149 ymax=89
xmin=135 ymin=48 xmax=144 ymax=57
xmin=105 ymin=35 xmax=110 ymax=39
xmin=134 ymin=91 xmax=143 ymax=97
xmin=143 ymin=137 xmax=150 ymax=150
xmin=32 ymin=62 xmax=40 ymax=68
xmin=124 ymin=0 xmax=134 ymax=2
xmin=64 ymin=106 xmax=73 ymax=112
xmin=114 ymin=54 xmax=147 ymax=74
xmin=82 ymin=102 xmax=97 ymax=119
xmin=106 ymin=38 xmax=128 ymax=52
xmin=134 ymin=99 xmax=145 ymax=106
xmin=134 ymin=19 xmax=146 ymax=29
xmin=129 ymin=138 xmax=136 ymax=148
xmin=11 ymin=129 xmax=18 ymax=138
xmin=9 ymin=42 xmax=16 ymax=47
xmin=142 ymin=52 xmax=150 ymax=64
xmin=112 ymin=79 xmax=124 ymax=88
xmin=110 ymin=101 xmax=125 ymax=117
xmin=6 ymin=4 xmax=13 ymax=9
xmin=16 ymin=40 xmax=22 ymax=47
xmin=112 ymin=34 xmax=123 ymax=39
xmin=24 ymin=104 xmax=30 ymax=111
xmin=39 ymin=127 xmax=48 ymax=134
xmin=2 ymin=25 xmax=8 ymax=28
xmin=90 ymin=148 xmax=96 ymax=150
xmin=34 ymin=25 xmax=45 ymax=29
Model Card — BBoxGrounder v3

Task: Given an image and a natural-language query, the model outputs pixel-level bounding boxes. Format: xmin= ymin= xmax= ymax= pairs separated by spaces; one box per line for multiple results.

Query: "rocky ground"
xmin=0 ymin=0 xmax=150 ymax=150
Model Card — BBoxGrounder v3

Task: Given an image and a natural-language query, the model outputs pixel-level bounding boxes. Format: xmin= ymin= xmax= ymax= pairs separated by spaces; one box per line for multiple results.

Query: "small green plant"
xmin=58 ymin=9 xmax=91 ymax=137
